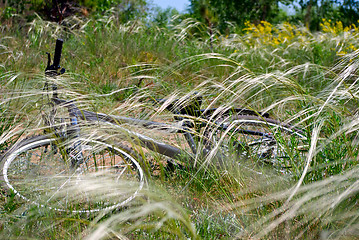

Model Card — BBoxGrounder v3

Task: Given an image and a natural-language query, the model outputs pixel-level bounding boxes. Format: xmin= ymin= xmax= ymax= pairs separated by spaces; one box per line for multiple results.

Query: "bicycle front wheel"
xmin=0 ymin=135 xmax=145 ymax=213
xmin=204 ymin=115 xmax=307 ymax=166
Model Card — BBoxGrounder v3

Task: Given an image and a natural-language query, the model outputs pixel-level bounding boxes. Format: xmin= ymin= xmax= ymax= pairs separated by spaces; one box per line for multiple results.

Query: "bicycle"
xmin=0 ymin=39 xmax=307 ymax=213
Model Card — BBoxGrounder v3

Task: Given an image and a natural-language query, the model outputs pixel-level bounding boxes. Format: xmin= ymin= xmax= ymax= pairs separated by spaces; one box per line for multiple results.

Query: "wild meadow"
xmin=1 ymin=10 xmax=359 ymax=239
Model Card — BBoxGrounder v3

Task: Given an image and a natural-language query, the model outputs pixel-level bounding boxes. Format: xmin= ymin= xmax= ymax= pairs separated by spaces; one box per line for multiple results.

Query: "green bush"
xmin=0 ymin=0 xmax=148 ymax=23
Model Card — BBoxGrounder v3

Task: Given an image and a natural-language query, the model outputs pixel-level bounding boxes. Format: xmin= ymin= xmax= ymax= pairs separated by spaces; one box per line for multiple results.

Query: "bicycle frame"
xmin=43 ymin=39 xmax=276 ymax=166
xmin=49 ymin=97 xmax=198 ymax=160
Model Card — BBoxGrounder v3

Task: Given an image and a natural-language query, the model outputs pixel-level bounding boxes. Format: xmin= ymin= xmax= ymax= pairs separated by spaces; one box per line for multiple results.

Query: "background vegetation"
xmin=1 ymin=0 xmax=359 ymax=239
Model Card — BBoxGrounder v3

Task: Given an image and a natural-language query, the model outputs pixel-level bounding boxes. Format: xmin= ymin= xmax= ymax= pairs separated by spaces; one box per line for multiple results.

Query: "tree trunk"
xmin=260 ymin=0 xmax=272 ymax=21
xmin=304 ymin=0 xmax=313 ymax=30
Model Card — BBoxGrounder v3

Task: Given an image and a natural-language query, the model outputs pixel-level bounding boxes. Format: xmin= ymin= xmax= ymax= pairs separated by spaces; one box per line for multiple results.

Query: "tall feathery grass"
xmin=1 ymin=12 xmax=359 ymax=239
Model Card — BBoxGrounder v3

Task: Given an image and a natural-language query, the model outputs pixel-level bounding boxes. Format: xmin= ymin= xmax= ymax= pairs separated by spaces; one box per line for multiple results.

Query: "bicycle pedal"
xmin=165 ymin=159 xmax=184 ymax=172
xmin=67 ymin=148 xmax=84 ymax=168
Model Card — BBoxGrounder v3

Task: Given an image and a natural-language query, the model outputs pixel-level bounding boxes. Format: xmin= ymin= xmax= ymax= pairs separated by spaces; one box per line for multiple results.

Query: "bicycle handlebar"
xmin=45 ymin=38 xmax=65 ymax=76
xmin=53 ymin=39 xmax=63 ymax=69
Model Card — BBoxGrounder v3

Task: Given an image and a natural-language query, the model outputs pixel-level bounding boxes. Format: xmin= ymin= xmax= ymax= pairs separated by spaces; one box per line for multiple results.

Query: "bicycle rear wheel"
xmin=204 ymin=115 xmax=307 ymax=166
xmin=0 ymin=135 xmax=145 ymax=213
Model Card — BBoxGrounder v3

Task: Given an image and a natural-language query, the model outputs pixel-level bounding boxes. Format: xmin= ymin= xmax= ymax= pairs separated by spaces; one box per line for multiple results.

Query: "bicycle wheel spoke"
xmin=204 ymin=116 xmax=307 ymax=167
xmin=1 ymin=137 xmax=145 ymax=213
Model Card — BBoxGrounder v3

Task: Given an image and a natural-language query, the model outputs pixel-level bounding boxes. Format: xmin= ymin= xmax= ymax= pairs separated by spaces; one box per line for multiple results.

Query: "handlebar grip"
xmin=53 ymin=38 xmax=63 ymax=69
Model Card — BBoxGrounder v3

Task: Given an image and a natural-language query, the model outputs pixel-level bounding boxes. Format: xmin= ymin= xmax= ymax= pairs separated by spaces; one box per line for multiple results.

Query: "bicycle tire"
xmin=204 ymin=115 xmax=307 ymax=165
xmin=0 ymin=135 xmax=145 ymax=213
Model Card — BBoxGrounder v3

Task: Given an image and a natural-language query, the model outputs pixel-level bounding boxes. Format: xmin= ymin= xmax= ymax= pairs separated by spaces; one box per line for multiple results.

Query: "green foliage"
xmin=152 ymin=7 xmax=180 ymax=28
xmin=0 ymin=0 xmax=148 ymax=23
xmin=82 ymin=0 xmax=146 ymax=13
xmin=0 ymin=6 xmax=16 ymax=19
xmin=292 ymin=0 xmax=359 ymax=31
xmin=188 ymin=0 xmax=291 ymax=32
xmin=2 ymin=9 xmax=359 ymax=239
xmin=293 ymin=0 xmax=343 ymax=30
xmin=338 ymin=0 xmax=359 ymax=26
xmin=186 ymin=0 xmax=359 ymax=32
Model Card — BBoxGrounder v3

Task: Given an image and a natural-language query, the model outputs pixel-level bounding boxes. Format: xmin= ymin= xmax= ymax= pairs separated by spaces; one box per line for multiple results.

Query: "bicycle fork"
xmin=66 ymin=116 xmax=84 ymax=168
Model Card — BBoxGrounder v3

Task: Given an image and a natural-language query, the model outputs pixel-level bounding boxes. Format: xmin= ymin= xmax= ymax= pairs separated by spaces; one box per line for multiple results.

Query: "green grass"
xmin=1 ymin=12 xmax=359 ymax=239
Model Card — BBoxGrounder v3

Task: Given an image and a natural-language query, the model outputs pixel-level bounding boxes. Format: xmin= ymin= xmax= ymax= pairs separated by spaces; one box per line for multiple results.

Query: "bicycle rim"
xmin=206 ymin=117 xmax=307 ymax=166
xmin=1 ymin=136 xmax=145 ymax=213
